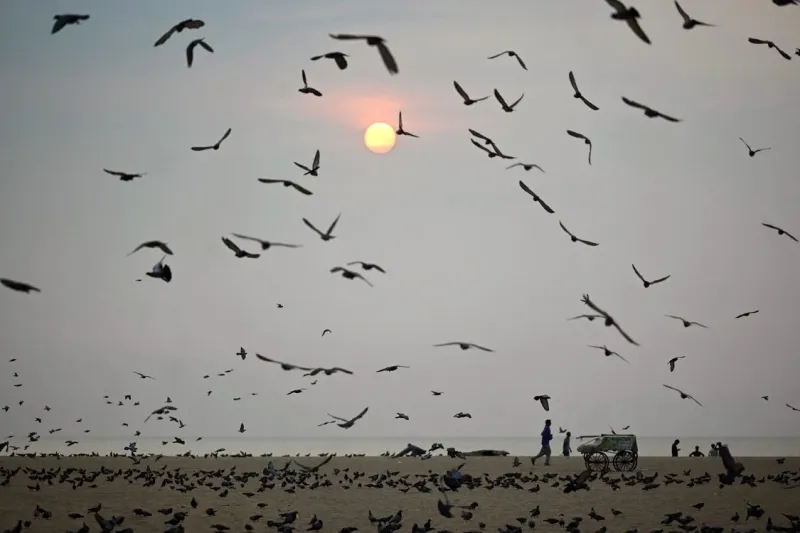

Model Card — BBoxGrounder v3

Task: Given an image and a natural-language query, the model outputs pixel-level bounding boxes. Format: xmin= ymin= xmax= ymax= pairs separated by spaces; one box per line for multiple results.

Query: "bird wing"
xmin=559 ymin=221 xmax=573 ymax=237
xmin=538 ymin=197 xmax=555 ymax=214
xmin=762 ymin=223 xmax=780 ymax=231
xmin=566 ymin=130 xmax=586 ymax=141
xmin=51 ymin=16 xmax=69 ymax=34
xmin=615 ymin=353 xmax=630 ymax=364
xmin=303 ymin=218 xmax=325 ymax=236
xmin=621 ymin=97 xmax=647 ymax=110
xmin=506 ymin=163 xmax=522 ymax=169
xmin=433 ymin=342 xmax=459 ymax=347
xmin=312 ymin=149 xmax=321 ymax=169
xmin=656 ymin=111 xmax=681 ymax=122
xmin=329 ymin=33 xmax=369 ymax=40
xmin=631 ymin=264 xmax=645 ymax=282
xmin=221 ymin=237 xmax=241 ymax=254
xmin=665 ymin=315 xmax=684 ymax=321
xmin=154 ymin=26 xmax=177 ymax=46
xmin=541 ymin=398 xmax=550 ymax=411
xmin=453 ymin=81 xmax=470 ymax=101
xmin=218 ymin=128 xmax=232 ymax=144
xmin=468 ymin=129 xmax=491 ymax=142
xmin=688 ymin=395 xmax=703 ymax=407
xmin=518 ymin=180 xmax=538 ymax=199
xmin=127 ymin=243 xmax=148 ymax=256
xmin=581 ymin=96 xmax=600 ymax=111
xmin=690 ymin=322 xmax=708 ymax=328
xmin=356 ymin=273 xmax=374 ymax=287
xmin=326 ymin=213 xmax=341 ymax=234
xmin=785 ymin=231 xmax=799 ymax=242
xmin=375 ymin=41 xmax=399 ymax=74
xmin=674 ymin=1 xmax=691 ymax=23
xmin=371 ymin=264 xmax=386 ymax=273
xmin=515 ymin=55 xmax=527 ymax=70
xmin=626 ymin=18 xmax=651 ymax=44
xmin=198 ymin=40 xmax=214 ymax=53
xmin=398 ymin=111 xmax=404 ymax=129
xmin=748 ymin=37 xmax=767 ymax=45
xmin=651 ymin=275 xmax=671 ymax=284
xmin=487 ymin=52 xmax=506 ymax=59
xmin=663 ymin=384 xmax=683 ymax=394
xmin=605 ymin=0 xmax=626 ymax=12
xmin=191 ymin=145 xmax=211 ymax=151
xmin=612 ymin=322 xmax=639 ymax=346
xmin=568 ymin=71 xmax=580 ymax=93
xmin=330 ymin=267 xmax=344 ymax=274
xmin=350 ymin=406 xmax=369 ymax=422
xmin=257 ymin=178 xmax=282 ymax=184
xmin=578 ymin=237 xmax=599 ymax=246
xmin=230 ymin=233 xmax=263 ymax=245
xmin=509 ymin=93 xmax=525 ymax=108
xmin=777 ymin=47 xmax=791 ymax=60
xmin=470 ymin=344 xmax=494 ymax=352
xmin=288 ymin=182 xmax=313 ymax=195
xmin=471 ymin=139 xmax=493 ymax=154
xmin=493 ymin=89 xmax=509 ymax=108
xmin=739 ymin=137 xmax=752 ymax=150
xmin=186 ymin=41 xmax=197 ymax=67
xmin=103 ymin=169 xmax=124 ymax=177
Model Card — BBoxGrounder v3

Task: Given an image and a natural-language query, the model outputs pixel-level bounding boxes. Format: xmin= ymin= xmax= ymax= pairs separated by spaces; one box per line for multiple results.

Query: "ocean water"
xmin=2 ymin=436 xmax=799 ymax=457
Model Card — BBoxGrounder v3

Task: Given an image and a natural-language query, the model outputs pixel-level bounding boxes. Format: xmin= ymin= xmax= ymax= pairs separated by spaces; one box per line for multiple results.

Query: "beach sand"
xmin=1 ymin=455 xmax=798 ymax=532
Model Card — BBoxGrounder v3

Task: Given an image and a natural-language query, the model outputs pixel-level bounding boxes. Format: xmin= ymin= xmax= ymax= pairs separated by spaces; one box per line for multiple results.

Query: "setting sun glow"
xmin=364 ymin=122 xmax=396 ymax=154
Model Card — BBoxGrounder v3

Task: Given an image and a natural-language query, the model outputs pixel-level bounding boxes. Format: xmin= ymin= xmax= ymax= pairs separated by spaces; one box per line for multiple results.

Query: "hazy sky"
xmin=1 ymin=0 xmax=799 ymax=444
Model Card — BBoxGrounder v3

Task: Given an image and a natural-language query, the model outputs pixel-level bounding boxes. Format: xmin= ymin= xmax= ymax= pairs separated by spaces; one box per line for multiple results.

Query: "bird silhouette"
xmin=186 ymin=38 xmax=214 ymax=68
xmin=739 ymin=137 xmax=771 ymax=157
xmin=127 ymin=240 xmax=173 ymax=256
xmin=298 ymin=70 xmax=323 ymax=97
xmin=735 ymin=310 xmax=759 ymax=319
xmin=493 ymin=89 xmax=524 ymax=112
xmin=310 ymin=51 xmax=349 ymax=70
xmin=667 ymin=356 xmax=685 ymax=372
xmin=154 ymin=19 xmax=204 ymax=46
xmin=304 ymin=213 xmax=340 ymax=241
xmin=294 ymin=149 xmax=321 ymax=176
xmin=518 ymin=181 xmax=555 ymax=214
xmin=506 ymin=162 xmax=544 ymax=173
xmin=191 ymin=128 xmax=232 ymax=151
xmin=748 ymin=37 xmax=792 ymax=60
xmin=487 ymin=50 xmax=527 ymax=70
xmin=674 ymin=1 xmax=715 ymax=29
xmin=632 ymin=264 xmax=670 ymax=288
xmin=453 ymin=81 xmax=488 ymax=105
xmin=534 ymin=395 xmax=551 ymax=411
xmin=665 ymin=315 xmax=708 ymax=328
xmin=328 ymin=34 xmax=398 ymax=74
xmin=433 ymin=342 xmax=494 ymax=352
xmin=663 ymin=384 xmax=703 ymax=406
xmin=330 ymin=267 xmax=373 ymax=287
xmin=221 ymin=237 xmax=260 ymax=259
xmin=621 ymin=97 xmax=681 ymax=122
xmin=395 ymin=111 xmax=418 ymax=138
xmin=231 ymin=233 xmax=303 ymax=250
xmin=0 ymin=279 xmax=41 ymax=294
xmin=52 ymin=14 xmax=89 ymax=34
xmin=103 ymin=169 xmax=146 ymax=182
xmin=762 ymin=223 xmax=797 ymax=242
xmin=559 ymin=221 xmax=598 ymax=246
xmin=566 ymin=130 xmax=593 ymax=165
xmin=605 ymin=0 xmax=651 ymax=44
xmin=568 ymin=71 xmax=599 ymax=111
xmin=257 ymin=178 xmax=313 ymax=196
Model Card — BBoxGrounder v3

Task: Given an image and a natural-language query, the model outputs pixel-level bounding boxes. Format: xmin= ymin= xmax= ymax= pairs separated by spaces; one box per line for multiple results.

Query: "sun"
xmin=364 ymin=122 xmax=396 ymax=154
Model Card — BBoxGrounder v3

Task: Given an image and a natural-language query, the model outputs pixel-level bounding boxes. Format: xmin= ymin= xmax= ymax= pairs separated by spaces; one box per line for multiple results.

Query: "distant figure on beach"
xmin=671 ymin=439 xmax=680 ymax=457
xmin=709 ymin=443 xmax=719 ymax=456
xmin=531 ymin=419 xmax=553 ymax=466
xmin=562 ymin=432 xmax=572 ymax=457
xmin=689 ymin=445 xmax=704 ymax=457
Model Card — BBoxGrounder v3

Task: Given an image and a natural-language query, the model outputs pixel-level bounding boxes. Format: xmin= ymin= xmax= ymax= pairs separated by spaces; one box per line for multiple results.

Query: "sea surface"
xmin=3 ymin=436 xmax=799 ymax=457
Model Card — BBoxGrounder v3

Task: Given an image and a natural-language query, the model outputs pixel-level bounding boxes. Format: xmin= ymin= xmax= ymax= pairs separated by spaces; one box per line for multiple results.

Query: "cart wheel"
xmin=613 ymin=450 xmax=637 ymax=471
xmin=584 ymin=451 xmax=609 ymax=472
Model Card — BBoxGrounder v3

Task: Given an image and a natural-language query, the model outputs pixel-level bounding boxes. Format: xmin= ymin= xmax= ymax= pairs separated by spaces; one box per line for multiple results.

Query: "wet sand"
xmin=1 ymin=455 xmax=797 ymax=532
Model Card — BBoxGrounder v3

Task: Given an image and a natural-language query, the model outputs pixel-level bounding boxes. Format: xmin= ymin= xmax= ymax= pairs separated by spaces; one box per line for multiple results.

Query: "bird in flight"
xmin=568 ymin=314 xmax=604 ymax=322
xmin=566 ymin=130 xmax=593 ymax=165
xmin=581 ymin=294 xmax=640 ymax=346
xmin=674 ymin=1 xmax=715 ymax=29
xmin=186 ymin=38 xmax=214 ymax=68
xmin=667 ymin=356 xmax=685 ymax=372
xmin=294 ymin=149 xmax=321 ymax=176
xmin=559 ymin=221 xmax=598 ymax=246
xmin=231 ymin=234 xmax=303 ymax=251
xmin=327 ymin=406 xmax=369 ymax=429
xmin=665 ymin=315 xmax=708 ymax=328
xmin=133 ymin=372 xmax=155 ymax=380
xmin=347 ymin=261 xmax=386 ymax=273
xmin=453 ymin=412 xmax=472 ymax=419
xmin=191 ymin=128 xmax=232 ymax=151
xmin=303 ymin=213 xmax=340 ymax=241
xmin=321 ymin=329 xmax=332 ymax=337
xmin=735 ymin=310 xmax=759 ymax=319
xmin=395 ymin=111 xmax=418 ymax=138
xmin=310 ymin=51 xmax=349 ymax=70
xmin=621 ymin=97 xmax=681 ymax=122
xmin=257 ymin=178 xmax=313 ymax=196
xmin=396 ymin=413 xmax=410 ymax=420
xmin=787 ymin=404 xmax=800 ymax=412
xmin=237 ymin=347 xmax=246 ymax=361
xmin=518 ymin=181 xmax=555 ymax=214
xmin=487 ymin=50 xmax=527 ymax=70
xmin=605 ymin=0 xmax=651 ymax=44
xmin=377 ymin=365 xmax=409 ymax=373
xmin=568 ymin=72 xmax=599 ymax=111
xmin=221 ymin=237 xmax=260 ymax=259
xmin=506 ymin=162 xmax=544 ymax=173
xmin=747 ymin=37 xmax=792 ymax=60
xmin=663 ymin=384 xmax=703 ymax=407
xmin=433 ymin=342 xmax=494 ymax=352
xmin=328 ymin=34 xmax=398 ymax=75
xmin=103 ymin=169 xmax=146 ymax=182
xmin=127 ymin=240 xmax=173 ymax=256
xmin=471 ymin=139 xmax=515 ymax=160
xmin=739 ymin=138 xmax=771 ymax=157
xmin=0 ymin=279 xmax=41 ymax=294
xmin=298 ymin=70 xmax=322 ymax=97
xmin=431 ymin=391 xmax=443 ymax=396
xmin=146 ymin=256 xmax=172 ymax=283
xmin=154 ymin=19 xmax=205 ymax=46
xmin=453 ymin=81 xmax=488 ymax=106
xmin=330 ymin=267 xmax=373 ymax=287
xmin=762 ymin=223 xmax=797 ymax=242
xmin=631 ymin=264 xmax=670 ymax=288
xmin=493 ymin=89 xmax=525 ymax=113
xmin=588 ymin=345 xmax=628 ymax=363
xmin=52 ymin=14 xmax=90 ymax=34
xmin=534 ymin=395 xmax=551 ymax=411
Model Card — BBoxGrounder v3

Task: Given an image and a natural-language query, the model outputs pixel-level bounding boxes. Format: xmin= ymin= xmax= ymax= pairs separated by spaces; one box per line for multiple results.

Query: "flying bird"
xmin=471 ymin=139 xmax=515 ymax=160
xmin=237 ymin=347 xmax=246 ymax=361
xmin=453 ymin=412 xmax=472 ymax=418
xmin=665 ymin=315 xmax=708 ymax=328
xmin=395 ymin=413 xmax=409 ymax=420
xmin=518 ymin=181 xmax=555 ymax=214
xmin=0 ymin=279 xmax=41 ymax=294
xmin=330 ymin=267 xmax=373 ymax=287
xmin=395 ymin=111 xmax=418 ymax=138
xmin=310 ymin=51 xmax=349 ymax=70
xmin=191 ymin=128 xmax=232 ymax=151
xmin=221 ymin=237 xmax=260 ymax=259
xmin=739 ymin=138 xmax=771 ymax=157
xmin=621 ymin=97 xmax=681 ymax=122
xmin=631 ymin=264 xmax=670 ymax=288
xmin=146 ymin=256 xmax=172 ymax=283
xmin=605 ymin=0 xmax=651 ymax=44
xmin=154 ymin=19 xmax=205 ymax=46
xmin=377 ymin=365 xmax=409 ymax=372
xmin=493 ymin=89 xmax=525 ymax=112
xmin=133 ymin=372 xmax=155 ymax=380
xmin=346 ymin=261 xmax=386 ymax=273
xmin=568 ymin=314 xmax=604 ymax=322
xmin=294 ymin=150 xmax=321 ymax=176
xmin=747 ymin=37 xmax=792 ymax=60
xmin=453 ymin=81 xmax=489 ymax=105
xmin=433 ymin=342 xmax=494 ymax=352
xmin=588 ymin=345 xmax=629 ymax=363
xmin=328 ymin=34 xmax=398 ymax=75
xmin=186 ymin=38 xmax=214 ymax=68
xmin=52 ymin=14 xmax=89 ymax=34
xmin=667 ymin=356 xmax=685 ymax=372
xmin=566 ymin=130 xmax=593 ymax=165
xmin=432 ymin=391 xmax=443 ymax=396
xmin=787 ymin=404 xmax=800 ymax=412
xmin=534 ymin=395 xmax=551 ymax=411
xmin=103 ymin=169 xmax=146 ymax=182
xmin=257 ymin=178 xmax=313 ymax=196
xmin=303 ymin=213 xmax=340 ymax=241
xmin=674 ymin=1 xmax=715 ymax=29
xmin=298 ymin=70 xmax=322 ymax=97
xmin=506 ymin=162 xmax=544 ymax=173
xmin=487 ymin=50 xmax=527 ymax=70
xmin=559 ymin=221 xmax=598 ymax=246
xmin=762 ymin=223 xmax=797 ymax=242
xmin=581 ymin=294 xmax=640 ymax=346
xmin=287 ymin=388 xmax=306 ymax=395
xmin=663 ymin=384 xmax=703 ymax=407
xmin=230 ymin=234 xmax=302 ymax=250
xmin=127 ymin=241 xmax=173 ymax=256
xmin=568 ymin=71 xmax=599 ymax=111
xmin=321 ymin=329 xmax=331 ymax=337
xmin=327 ymin=406 xmax=369 ymax=429
xmin=735 ymin=310 xmax=759 ymax=319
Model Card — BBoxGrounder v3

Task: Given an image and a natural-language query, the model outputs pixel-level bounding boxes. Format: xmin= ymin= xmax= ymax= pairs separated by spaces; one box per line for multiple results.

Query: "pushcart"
xmin=576 ymin=434 xmax=638 ymax=472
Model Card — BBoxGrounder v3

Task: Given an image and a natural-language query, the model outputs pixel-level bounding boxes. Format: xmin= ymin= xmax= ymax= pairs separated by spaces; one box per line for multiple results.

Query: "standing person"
xmin=689 ymin=445 xmax=704 ymax=457
xmin=531 ymin=419 xmax=553 ymax=466
xmin=671 ymin=439 xmax=680 ymax=457
xmin=709 ymin=443 xmax=718 ymax=457
xmin=562 ymin=431 xmax=572 ymax=457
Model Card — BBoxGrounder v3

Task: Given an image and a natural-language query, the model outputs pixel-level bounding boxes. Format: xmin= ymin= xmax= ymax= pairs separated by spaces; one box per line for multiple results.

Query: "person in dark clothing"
xmin=689 ymin=445 xmax=704 ymax=457
xmin=531 ymin=419 xmax=553 ymax=466
xmin=671 ymin=439 xmax=680 ymax=457
xmin=562 ymin=431 xmax=572 ymax=457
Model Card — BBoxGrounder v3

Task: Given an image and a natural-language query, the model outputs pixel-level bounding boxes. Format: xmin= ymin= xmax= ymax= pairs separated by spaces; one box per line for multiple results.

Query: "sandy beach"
xmin=1 ymin=455 xmax=798 ymax=532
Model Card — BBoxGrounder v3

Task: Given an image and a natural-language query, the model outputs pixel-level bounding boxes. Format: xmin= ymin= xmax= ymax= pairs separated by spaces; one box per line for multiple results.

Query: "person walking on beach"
xmin=531 ymin=419 xmax=553 ymax=466
xmin=562 ymin=431 xmax=572 ymax=457
xmin=689 ymin=445 xmax=704 ymax=457
xmin=671 ymin=439 xmax=680 ymax=457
